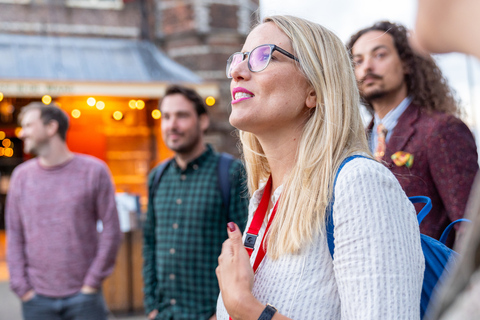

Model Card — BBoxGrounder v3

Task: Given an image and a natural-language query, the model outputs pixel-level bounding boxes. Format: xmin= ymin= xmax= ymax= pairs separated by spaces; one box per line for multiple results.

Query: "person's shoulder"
xmin=148 ymin=158 xmax=173 ymax=182
xmin=11 ymin=158 xmax=37 ymax=177
xmin=417 ymin=109 xmax=467 ymax=130
xmin=337 ymin=156 xmax=394 ymax=186
xmin=73 ymin=153 xmax=110 ymax=172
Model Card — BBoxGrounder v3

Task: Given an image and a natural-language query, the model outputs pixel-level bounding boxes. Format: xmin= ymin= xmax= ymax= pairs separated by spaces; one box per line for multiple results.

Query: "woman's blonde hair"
xmin=240 ymin=15 xmax=370 ymax=259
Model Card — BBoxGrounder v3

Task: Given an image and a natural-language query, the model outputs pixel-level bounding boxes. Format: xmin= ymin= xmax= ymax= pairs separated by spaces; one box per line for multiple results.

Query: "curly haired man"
xmin=347 ymin=21 xmax=478 ymax=248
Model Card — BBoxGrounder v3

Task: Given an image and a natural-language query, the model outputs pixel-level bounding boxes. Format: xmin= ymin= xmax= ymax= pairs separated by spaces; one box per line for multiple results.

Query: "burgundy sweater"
xmin=6 ymin=154 xmax=122 ymax=298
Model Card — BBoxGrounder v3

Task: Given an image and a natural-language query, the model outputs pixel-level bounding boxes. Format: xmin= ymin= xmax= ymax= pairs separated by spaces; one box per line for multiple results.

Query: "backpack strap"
xmin=217 ymin=153 xmax=235 ymax=222
xmin=439 ymin=218 xmax=471 ymax=244
xmin=409 ymin=196 xmax=433 ymax=224
xmin=149 ymin=159 xmax=172 ymax=211
xmin=326 ymin=155 xmax=368 ymax=258
xmin=149 ymin=153 xmax=235 ymax=221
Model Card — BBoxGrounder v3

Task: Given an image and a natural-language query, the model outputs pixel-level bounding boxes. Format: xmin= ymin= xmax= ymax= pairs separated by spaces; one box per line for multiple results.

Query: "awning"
xmin=0 ymin=34 xmax=218 ymax=98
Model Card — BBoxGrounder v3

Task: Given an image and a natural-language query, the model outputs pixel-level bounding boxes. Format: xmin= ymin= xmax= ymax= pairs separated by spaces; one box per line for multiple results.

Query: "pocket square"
xmin=391 ymin=151 xmax=414 ymax=168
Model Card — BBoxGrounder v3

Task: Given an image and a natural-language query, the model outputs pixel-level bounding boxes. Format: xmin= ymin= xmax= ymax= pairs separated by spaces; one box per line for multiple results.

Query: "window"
xmin=0 ymin=0 xmax=30 ymax=4
xmin=66 ymin=0 xmax=123 ymax=10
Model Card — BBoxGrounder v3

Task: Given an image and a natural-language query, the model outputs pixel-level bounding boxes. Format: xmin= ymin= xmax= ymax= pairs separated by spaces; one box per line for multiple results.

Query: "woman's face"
xmin=229 ymin=22 xmax=315 ymax=137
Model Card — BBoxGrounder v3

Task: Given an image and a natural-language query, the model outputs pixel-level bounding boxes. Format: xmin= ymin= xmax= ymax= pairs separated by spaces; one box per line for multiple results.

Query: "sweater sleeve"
xmin=5 ymin=170 xmax=33 ymax=298
xmin=332 ymin=159 xmax=424 ymax=319
xmin=83 ymin=163 xmax=122 ymax=289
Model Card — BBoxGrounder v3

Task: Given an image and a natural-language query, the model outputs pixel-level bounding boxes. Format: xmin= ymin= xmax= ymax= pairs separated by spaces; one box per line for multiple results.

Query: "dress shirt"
xmin=370 ymin=96 xmax=413 ymax=152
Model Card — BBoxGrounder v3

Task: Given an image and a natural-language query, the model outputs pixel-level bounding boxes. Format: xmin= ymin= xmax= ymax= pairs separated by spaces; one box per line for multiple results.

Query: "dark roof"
xmin=0 ymin=34 xmax=202 ymax=83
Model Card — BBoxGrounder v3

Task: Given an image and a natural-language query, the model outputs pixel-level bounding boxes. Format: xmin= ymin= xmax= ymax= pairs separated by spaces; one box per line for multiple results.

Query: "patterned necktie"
xmin=374 ymin=123 xmax=387 ymax=161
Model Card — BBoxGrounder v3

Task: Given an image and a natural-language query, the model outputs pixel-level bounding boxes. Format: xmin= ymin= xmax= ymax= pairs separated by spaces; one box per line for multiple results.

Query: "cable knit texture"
xmin=216 ymin=157 xmax=424 ymax=319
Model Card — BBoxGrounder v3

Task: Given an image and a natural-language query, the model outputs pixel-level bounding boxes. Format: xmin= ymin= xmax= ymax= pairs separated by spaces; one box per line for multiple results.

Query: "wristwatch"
xmin=258 ymin=304 xmax=277 ymax=320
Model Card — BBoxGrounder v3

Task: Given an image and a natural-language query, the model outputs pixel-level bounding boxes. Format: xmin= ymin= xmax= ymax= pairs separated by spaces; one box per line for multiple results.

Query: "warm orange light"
xmin=2 ymin=139 xmax=11 ymax=148
xmin=0 ymin=92 xmax=3 ymax=102
xmin=206 ymin=96 xmax=216 ymax=106
xmin=96 ymin=101 xmax=105 ymax=110
xmin=42 ymin=95 xmax=52 ymax=105
xmin=87 ymin=97 xmax=96 ymax=107
xmin=0 ymin=131 xmax=5 ymax=140
xmin=0 ymin=148 xmax=4 ymax=156
xmin=152 ymin=109 xmax=161 ymax=119
xmin=136 ymin=100 xmax=145 ymax=110
xmin=14 ymin=127 xmax=21 ymax=138
xmin=113 ymin=111 xmax=123 ymax=120
xmin=128 ymin=100 xmax=137 ymax=109
xmin=71 ymin=109 xmax=81 ymax=119
xmin=4 ymin=148 xmax=13 ymax=157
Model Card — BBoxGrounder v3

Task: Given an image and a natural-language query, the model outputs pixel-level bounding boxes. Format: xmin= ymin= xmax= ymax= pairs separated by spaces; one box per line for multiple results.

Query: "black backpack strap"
xmin=217 ymin=153 xmax=235 ymax=222
xmin=149 ymin=159 xmax=172 ymax=210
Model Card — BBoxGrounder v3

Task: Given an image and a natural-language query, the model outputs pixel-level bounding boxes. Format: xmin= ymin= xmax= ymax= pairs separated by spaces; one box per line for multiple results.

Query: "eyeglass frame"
xmin=226 ymin=44 xmax=300 ymax=79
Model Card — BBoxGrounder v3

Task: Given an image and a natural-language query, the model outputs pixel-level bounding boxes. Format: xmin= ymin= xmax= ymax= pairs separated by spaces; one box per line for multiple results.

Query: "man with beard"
xmin=6 ymin=102 xmax=121 ymax=320
xmin=142 ymin=85 xmax=248 ymax=320
xmin=347 ymin=21 xmax=478 ymax=248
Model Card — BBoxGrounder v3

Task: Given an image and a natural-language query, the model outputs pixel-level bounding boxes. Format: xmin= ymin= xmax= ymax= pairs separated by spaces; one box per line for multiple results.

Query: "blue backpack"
xmin=326 ymin=155 xmax=468 ymax=319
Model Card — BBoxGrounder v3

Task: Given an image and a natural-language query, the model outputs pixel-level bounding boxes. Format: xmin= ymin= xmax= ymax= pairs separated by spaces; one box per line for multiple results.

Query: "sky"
xmin=260 ymin=0 xmax=480 ymax=134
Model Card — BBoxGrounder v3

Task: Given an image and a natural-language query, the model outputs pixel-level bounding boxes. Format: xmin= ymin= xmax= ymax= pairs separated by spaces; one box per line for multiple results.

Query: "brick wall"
xmin=0 ymin=1 xmax=142 ymax=38
xmin=156 ymin=0 xmax=259 ymax=155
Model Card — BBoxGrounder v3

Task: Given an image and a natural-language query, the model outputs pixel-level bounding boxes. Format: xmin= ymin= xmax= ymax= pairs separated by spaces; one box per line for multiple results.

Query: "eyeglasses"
xmin=226 ymin=44 xmax=299 ymax=78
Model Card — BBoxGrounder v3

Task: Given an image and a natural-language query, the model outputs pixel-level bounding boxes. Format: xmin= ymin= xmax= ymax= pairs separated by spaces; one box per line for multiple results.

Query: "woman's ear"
xmin=306 ymin=87 xmax=317 ymax=109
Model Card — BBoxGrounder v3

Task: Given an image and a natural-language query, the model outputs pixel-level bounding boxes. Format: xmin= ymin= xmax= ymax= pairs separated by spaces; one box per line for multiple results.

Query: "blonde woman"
xmin=215 ymin=15 xmax=424 ymax=320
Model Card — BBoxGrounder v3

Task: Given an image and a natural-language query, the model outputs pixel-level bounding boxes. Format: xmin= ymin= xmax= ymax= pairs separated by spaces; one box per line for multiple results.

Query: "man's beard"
xmin=167 ymin=131 xmax=201 ymax=155
xmin=362 ymin=88 xmax=387 ymax=103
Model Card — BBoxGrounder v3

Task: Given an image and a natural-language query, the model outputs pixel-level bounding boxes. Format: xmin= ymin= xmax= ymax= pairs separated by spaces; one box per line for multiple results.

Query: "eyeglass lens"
xmin=249 ymin=45 xmax=272 ymax=72
xmin=227 ymin=45 xmax=273 ymax=78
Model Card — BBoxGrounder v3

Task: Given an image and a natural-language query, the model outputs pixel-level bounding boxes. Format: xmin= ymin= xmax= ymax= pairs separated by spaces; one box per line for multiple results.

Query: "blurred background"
xmin=0 ymin=0 xmax=478 ymax=318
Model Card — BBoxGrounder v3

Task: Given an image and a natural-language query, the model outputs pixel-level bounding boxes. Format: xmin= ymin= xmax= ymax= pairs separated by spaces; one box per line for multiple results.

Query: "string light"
xmin=0 ymin=131 xmax=5 ymax=140
xmin=128 ymin=100 xmax=137 ymax=109
xmin=4 ymin=148 xmax=13 ymax=157
xmin=42 ymin=95 xmax=52 ymax=105
xmin=87 ymin=97 xmax=96 ymax=107
xmin=0 ymin=92 xmax=3 ymax=102
xmin=2 ymin=139 xmax=11 ymax=148
xmin=96 ymin=101 xmax=105 ymax=110
xmin=136 ymin=100 xmax=145 ymax=110
xmin=113 ymin=111 xmax=123 ymax=120
xmin=71 ymin=109 xmax=81 ymax=118
xmin=205 ymin=96 xmax=216 ymax=106
xmin=152 ymin=110 xmax=161 ymax=119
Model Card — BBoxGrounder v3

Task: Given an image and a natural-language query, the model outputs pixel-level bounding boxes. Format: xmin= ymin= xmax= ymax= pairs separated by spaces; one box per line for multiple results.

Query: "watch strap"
xmin=258 ymin=304 xmax=277 ymax=320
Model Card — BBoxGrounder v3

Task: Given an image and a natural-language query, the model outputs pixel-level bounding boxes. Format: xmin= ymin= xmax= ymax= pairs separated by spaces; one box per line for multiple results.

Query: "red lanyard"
xmin=244 ymin=175 xmax=280 ymax=272
xmin=228 ymin=176 xmax=279 ymax=320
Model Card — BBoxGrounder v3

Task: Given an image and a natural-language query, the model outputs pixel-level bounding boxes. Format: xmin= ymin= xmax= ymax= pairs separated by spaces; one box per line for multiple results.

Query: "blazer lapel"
xmin=384 ymin=104 xmax=420 ymax=165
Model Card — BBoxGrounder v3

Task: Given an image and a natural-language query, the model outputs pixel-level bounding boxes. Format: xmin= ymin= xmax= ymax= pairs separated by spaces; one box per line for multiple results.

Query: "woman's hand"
xmin=216 ymin=222 xmax=257 ymax=319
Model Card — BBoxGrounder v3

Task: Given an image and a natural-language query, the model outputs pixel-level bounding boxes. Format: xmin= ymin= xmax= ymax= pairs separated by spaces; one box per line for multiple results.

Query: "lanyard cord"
xmin=243 ymin=176 xmax=280 ymax=272
xmin=228 ymin=176 xmax=279 ymax=320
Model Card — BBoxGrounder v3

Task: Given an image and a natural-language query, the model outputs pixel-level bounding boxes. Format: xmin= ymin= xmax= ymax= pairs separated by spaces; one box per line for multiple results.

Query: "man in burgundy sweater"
xmin=6 ymin=102 xmax=122 ymax=320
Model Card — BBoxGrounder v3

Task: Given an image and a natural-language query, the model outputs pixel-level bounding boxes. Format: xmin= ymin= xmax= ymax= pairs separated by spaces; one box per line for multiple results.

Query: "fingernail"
xmin=227 ymin=222 xmax=236 ymax=232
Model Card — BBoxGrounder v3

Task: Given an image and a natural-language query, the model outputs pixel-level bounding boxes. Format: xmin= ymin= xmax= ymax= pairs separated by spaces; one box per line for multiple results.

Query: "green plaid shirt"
xmin=143 ymin=145 xmax=249 ymax=320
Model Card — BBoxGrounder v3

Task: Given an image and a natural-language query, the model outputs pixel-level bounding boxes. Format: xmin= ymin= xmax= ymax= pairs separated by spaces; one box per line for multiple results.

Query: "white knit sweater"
xmin=216 ymin=157 xmax=424 ymax=319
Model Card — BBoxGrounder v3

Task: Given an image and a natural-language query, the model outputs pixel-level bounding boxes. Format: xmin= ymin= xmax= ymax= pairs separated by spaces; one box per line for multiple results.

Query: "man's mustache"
xmin=167 ymin=130 xmax=183 ymax=136
xmin=360 ymin=73 xmax=383 ymax=84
